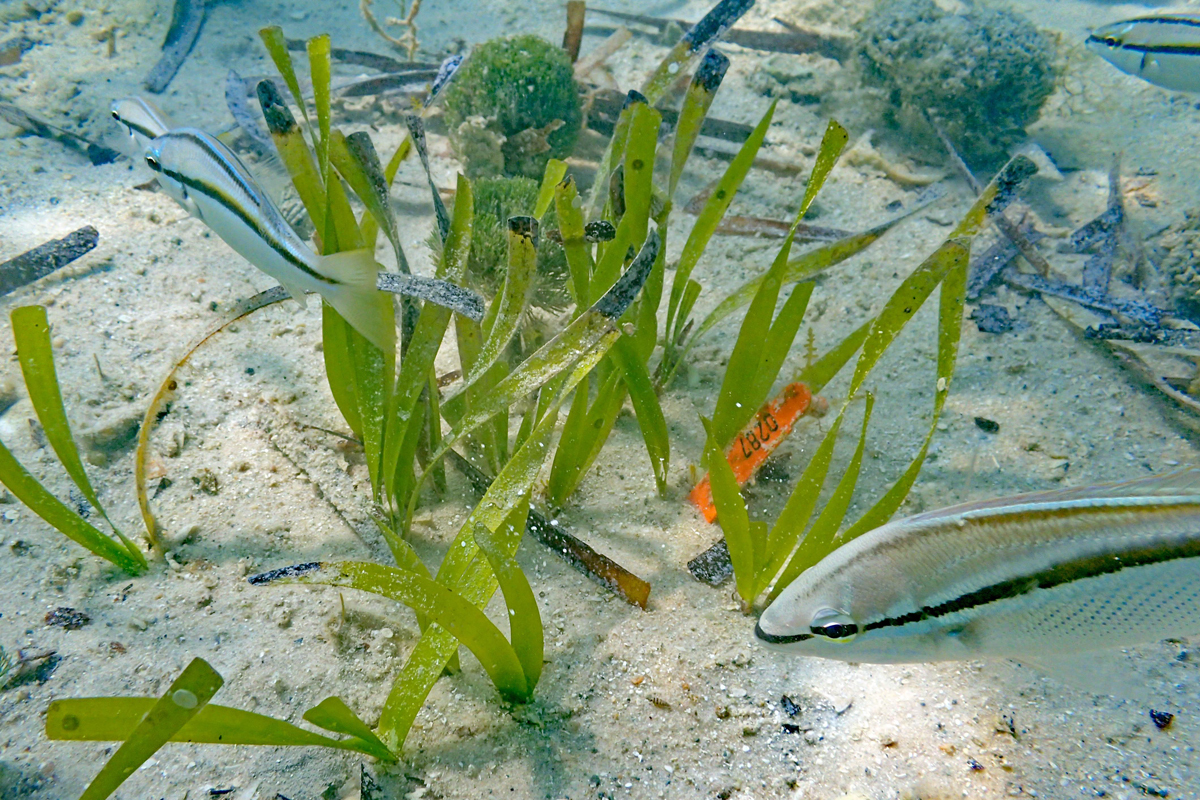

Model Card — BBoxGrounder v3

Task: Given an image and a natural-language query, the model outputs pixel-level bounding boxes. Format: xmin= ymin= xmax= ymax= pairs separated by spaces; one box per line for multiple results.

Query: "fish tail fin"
xmin=316 ymin=249 xmax=395 ymax=354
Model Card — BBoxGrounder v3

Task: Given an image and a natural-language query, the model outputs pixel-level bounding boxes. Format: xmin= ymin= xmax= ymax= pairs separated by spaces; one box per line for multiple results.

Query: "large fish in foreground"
xmin=756 ymin=469 xmax=1200 ymax=663
xmin=1087 ymin=14 xmax=1200 ymax=93
xmin=143 ymin=127 xmax=393 ymax=352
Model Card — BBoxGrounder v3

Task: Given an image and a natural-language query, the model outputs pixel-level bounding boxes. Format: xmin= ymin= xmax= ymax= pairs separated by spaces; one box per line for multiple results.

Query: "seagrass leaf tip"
xmin=593 ymin=228 xmax=660 ymax=319
xmin=508 ymin=215 xmax=539 ymax=242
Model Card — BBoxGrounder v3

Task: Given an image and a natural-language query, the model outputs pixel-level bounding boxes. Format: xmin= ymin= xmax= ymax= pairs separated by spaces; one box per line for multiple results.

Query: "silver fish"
xmin=756 ymin=469 xmax=1200 ymax=663
xmin=1087 ymin=14 xmax=1200 ymax=93
xmin=144 ymin=127 xmax=393 ymax=352
xmin=113 ymin=96 xmax=313 ymax=240
xmin=110 ymin=96 xmax=172 ymax=155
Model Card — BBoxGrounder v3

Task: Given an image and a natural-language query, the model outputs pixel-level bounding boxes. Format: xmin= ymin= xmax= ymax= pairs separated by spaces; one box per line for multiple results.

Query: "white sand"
xmin=2 ymin=0 xmax=1200 ymax=798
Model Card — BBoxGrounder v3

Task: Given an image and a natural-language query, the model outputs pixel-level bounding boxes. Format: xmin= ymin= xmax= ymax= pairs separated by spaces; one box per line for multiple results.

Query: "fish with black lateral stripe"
xmin=1088 ymin=14 xmax=1200 ymax=92
xmin=110 ymin=96 xmax=172 ymax=154
xmin=144 ymin=127 xmax=392 ymax=351
xmin=757 ymin=469 xmax=1200 ymax=663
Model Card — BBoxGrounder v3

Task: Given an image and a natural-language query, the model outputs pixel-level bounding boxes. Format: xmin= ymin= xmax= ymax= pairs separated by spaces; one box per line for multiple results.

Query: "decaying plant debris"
xmin=0 ymin=226 xmax=99 ymax=297
xmin=143 ymin=0 xmax=206 ymax=93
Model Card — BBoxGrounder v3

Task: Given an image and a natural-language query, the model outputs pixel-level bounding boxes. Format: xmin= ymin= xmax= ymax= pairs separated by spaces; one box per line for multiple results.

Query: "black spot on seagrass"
xmin=693 ymin=49 xmax=730 ymax=93
xmin=622 ymin=89 xmax=648 ymax=109
xmin=508 ymin=215 xmax=539 ymax=244
xmin=256 ymin=80 xmax=297 ymax=136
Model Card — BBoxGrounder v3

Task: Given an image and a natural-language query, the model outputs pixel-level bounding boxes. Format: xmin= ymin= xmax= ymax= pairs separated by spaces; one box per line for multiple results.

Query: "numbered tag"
xmin=689 ymin=383 xmax=818 ymax=523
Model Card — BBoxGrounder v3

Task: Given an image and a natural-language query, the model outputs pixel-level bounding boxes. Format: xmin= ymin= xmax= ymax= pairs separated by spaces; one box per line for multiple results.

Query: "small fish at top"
xmin=144 ymin=127 xmax=393 ymax=352
xmin=756 ymin=468 xmax=1200 ymax=663
xmin=113 ymin=95 xmax=312 ymax=240
xmin=1087 ymin=14 xmax=1200 ymax=93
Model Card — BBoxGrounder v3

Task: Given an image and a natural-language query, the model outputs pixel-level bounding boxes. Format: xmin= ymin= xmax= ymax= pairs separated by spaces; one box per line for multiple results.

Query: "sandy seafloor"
xmin=6 ymin=0 xmax=1200 ymax=797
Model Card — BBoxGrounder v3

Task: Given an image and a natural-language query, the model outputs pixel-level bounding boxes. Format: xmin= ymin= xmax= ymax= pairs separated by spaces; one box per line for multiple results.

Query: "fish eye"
xmin=145 ymin=155 xmax=160 ymax=170
xmin=1104 ymin=36 xmax=1120 ymax=47
xmin=809 ymin=608 xmax=859 ymax=641
xmin=111 ymin=110 xmax=120 ymax=120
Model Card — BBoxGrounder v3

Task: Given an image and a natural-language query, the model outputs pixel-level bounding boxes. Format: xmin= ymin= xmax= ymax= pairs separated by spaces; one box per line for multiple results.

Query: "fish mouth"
xmin=754 ymin=619 xmax=813 ymax=645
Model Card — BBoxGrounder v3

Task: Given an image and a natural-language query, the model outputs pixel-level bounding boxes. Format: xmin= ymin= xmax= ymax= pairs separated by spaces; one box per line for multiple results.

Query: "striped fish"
xmin=110 ymin=96 xmax=171 ymax=155
xmin=1087 ymin=14 xmax=1200 ymax=93
xmin=114 ymin=94 xmax=313 ymax=239
xmin=144 ymin=128 xmax=393 ymax=352
xmin=756 ymin=469 xmax=1200 ymax=663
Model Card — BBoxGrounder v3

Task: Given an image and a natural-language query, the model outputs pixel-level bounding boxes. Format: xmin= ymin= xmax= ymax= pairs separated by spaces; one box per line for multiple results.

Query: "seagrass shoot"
xmin=0 ymin=2 xmax=1049 ymax=796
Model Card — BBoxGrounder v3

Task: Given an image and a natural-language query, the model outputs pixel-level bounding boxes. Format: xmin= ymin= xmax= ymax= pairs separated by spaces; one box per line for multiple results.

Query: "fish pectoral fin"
xmin=316 ymin=249 xmax=395 ymax=353
xmin=179 ymin=187 xmax=202 ymax=220
xmin=1016 ymin=650 xmax=1152 ymax=704
xmin=278 ymin=278 xmax=309 ymax=309
xmin=941 ymin=620 xmax=986 ymax=656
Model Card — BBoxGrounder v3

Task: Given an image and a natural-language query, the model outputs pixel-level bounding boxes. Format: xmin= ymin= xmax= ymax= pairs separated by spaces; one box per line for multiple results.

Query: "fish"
xmin=110 ymin=96 xmax=172 ymax=155
xmin=1087 ymin=14 xmax=1200 ymax=93
xmin=755 ymin=468 xmax=1200 ymax=664
xmin=143 ymin=127 xmax=393 ymax=352
xmin=113 ymin=95 xmax=313 ymax=240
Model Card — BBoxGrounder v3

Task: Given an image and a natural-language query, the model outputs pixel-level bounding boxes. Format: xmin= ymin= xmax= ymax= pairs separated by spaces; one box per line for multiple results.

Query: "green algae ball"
xmin=857 ymin=0 xmax=1056 ymax=166
xmin=469 ymin=176 xmax=544 ymax=289
xmin=432 ymin=176 xmax=571 ymax=312
xmin=443 ymin=34 xmax=582 ymax=179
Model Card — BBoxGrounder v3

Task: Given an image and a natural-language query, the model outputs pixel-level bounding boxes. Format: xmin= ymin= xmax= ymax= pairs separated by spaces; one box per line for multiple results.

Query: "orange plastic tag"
xmin=689 ymin=382 xmax=815 ymax=523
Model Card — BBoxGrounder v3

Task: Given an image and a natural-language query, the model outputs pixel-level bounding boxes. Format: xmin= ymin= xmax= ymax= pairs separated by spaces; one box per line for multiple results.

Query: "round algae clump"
xmin=432 ymin=176 xmax=570 ymax=312
xmin=1157 ymin=208 xmax=1200 ymax=319
xmin=857 ymin=0 xmax=1056 ymax=165
xmin=443 ymin=34 xmax=582 ymax=179
xmin=469 ymin=176 xmax=543 ymax=289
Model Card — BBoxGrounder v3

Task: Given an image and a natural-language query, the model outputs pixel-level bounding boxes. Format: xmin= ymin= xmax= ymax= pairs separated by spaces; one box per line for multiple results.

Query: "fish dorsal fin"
xmin=1043 ymin=467 xmax=1200 ymax=502
xmin=1017 ymin=465 xmax=1200 ymax=503
xmin=904 ymin=467 xmax=1200 ymax=527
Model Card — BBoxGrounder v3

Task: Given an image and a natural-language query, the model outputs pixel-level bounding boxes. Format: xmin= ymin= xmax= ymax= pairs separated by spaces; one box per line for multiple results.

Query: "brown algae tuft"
xmin=856 ymin=0 xmax=1056 ymax=165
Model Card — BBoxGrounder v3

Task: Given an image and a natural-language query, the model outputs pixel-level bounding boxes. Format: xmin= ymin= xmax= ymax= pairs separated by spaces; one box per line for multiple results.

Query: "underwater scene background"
xmin=4 ymin=0 xmax=1200 ymax=797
